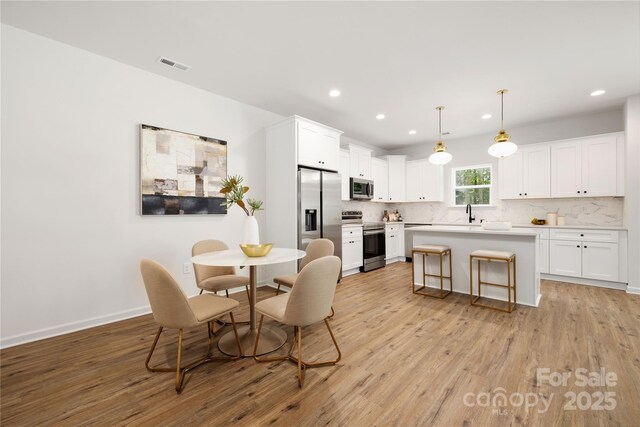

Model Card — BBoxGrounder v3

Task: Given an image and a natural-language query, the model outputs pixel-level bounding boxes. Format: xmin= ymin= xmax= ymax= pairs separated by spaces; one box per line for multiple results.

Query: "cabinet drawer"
xmin=550 ymin=229 xmax=618 ymax=243
xmin=342 ymin=227 xmax=363 ymax=238
xmin=386 ymin=224 xmax=400 ymax=232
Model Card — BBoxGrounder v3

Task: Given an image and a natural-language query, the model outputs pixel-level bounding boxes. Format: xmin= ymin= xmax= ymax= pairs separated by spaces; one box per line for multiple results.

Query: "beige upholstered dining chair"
xmin=140 ymin=259 xmax=242 ymax=393
xmin=273 ymin=238 xmax=335 ymax=295
xmin=192 ymin=240 xmax=250 ymax=301
xmin=253 ymin=256 xmax=342 ymax=388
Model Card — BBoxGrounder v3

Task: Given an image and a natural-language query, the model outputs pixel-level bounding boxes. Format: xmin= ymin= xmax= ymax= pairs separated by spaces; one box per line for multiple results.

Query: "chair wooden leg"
xmin=297 ymin=326 xmax=304 ymax=388
xmin=328 ymin=306 xmax=335 ymax=319
xmin=145 ymin=326 xmax=164 ymax=372
xmin=199 ymin=289 xmax=204 ymax=295
xmin=225 ymin=289 xmax=229 ymax=298
xmin=245 ymin=285 xmax=251 ymax=301
xmin=275 ymin=284 xmax=281 ymax=295
xmin=175 ymin=329 xmax=185 ymax=392
xmin=253 ymin=315 xmax=289 ymax=363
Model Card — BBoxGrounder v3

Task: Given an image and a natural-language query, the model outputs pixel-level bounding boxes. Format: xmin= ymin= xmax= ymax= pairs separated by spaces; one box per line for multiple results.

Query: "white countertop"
xmin=403 ymin=222 xmax=626 ymax=231
xmin=409 ymin=225 xmax=539 ymax=237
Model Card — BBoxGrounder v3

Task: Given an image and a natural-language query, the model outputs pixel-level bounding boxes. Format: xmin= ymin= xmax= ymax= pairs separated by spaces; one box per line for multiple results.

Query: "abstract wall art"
xmin=140 ymin=124 xmax=227 ymax=215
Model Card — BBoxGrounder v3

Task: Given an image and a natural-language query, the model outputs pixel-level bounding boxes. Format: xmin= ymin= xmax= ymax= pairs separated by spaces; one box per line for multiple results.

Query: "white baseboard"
xmin=0 ymin=281 xmax=270 ymax=350
xmin=626 ymin=285 xmax=640 ymax=295
xmin=342 ymin=268 xmax=360 ymax=277
xmin=540 ymin=274 xmax=627 ymax=291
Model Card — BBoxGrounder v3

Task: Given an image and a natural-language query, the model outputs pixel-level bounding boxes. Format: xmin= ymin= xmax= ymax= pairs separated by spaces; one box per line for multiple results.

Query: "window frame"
xmin=451 ymin=163 xmax=493 ymax=207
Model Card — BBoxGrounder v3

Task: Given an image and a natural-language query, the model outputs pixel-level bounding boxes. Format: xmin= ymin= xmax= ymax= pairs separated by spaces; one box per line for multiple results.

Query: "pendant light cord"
xmin=501 ymin=91 xmax=504 ymax=130
xmin=438 ymin=108 xmax=442 ymax=139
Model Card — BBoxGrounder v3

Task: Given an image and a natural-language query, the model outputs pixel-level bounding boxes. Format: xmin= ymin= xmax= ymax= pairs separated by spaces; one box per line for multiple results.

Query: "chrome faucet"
xmin=466 ymin=204 xmax=476 ymax=223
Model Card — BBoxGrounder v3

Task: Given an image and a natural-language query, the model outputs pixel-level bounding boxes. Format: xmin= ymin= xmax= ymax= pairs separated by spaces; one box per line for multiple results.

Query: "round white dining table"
xmin=191 ymin=247 xmax=306 ymax=357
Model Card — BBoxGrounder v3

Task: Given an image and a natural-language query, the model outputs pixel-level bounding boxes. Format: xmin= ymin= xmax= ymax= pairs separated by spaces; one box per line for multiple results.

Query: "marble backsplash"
xmin=343 ymin=198 xmax=624 ymax=226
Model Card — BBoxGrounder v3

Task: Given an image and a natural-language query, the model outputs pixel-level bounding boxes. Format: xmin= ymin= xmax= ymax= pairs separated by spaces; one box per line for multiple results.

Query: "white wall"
xmin=0 ymin=25 xmax=283 ymax=347
xmin=624 ymin=95 xmax=640 ymax=293
xmin=385 ymin=109 xmax=625 ymax=226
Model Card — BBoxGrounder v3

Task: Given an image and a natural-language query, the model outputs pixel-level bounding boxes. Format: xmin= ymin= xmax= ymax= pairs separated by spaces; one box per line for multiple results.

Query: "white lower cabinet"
xmin=548 ymin=230 xmax=620 ymax=282
xmin=540 ymin=239 xmax=549 ymax=274
xmin=581 ymin=242 xmax=619 ymax=282
xmin=550 ymin=240 xmax=582 ymax=277
xmin=385 ymin=223 xmax=404 ymax=262
xmin=342 ymin=227 xmax=363 ymax=271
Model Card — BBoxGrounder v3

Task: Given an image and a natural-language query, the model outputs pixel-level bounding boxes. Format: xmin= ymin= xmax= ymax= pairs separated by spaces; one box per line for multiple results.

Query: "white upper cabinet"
xmin=551 ymin=134 xmax=619 ymax=198
xmin=349 ymin=145 xmax=372 ymax=179
xmin=339 ymin=149 xmax=350 ymax=201
xmin=297 ymin=118 xmax=341 ymax=171
xmin=405 ymin=159 xmax=443 ymax=202
xmin=499 ymin=145 xmax=550 ymax=199
xmin=371 ymin=157 xmax=389 ymax=202
xmin=581 ymin=135 xmax=617 ymax=197
xmin=387 ymin=155 xmax=406 ymax=202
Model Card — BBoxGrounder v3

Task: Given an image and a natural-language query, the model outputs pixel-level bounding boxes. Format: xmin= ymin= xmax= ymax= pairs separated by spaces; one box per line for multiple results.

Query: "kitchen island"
xmin=410 ymin=225 xmax=541 ymax=307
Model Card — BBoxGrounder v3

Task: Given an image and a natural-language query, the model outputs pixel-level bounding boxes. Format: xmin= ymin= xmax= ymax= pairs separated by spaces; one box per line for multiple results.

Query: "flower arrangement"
xmin=220 ymin=175 xmax=264 ymax=216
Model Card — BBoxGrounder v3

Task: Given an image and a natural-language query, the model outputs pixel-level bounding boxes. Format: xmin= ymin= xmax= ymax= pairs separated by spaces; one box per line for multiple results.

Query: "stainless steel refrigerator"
xmin=298 ymin=168 xmax=342 ymax=264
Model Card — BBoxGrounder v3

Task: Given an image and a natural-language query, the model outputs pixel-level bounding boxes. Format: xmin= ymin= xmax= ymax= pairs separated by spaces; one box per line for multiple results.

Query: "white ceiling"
xmin=2 ymin=1 xmax=639 ymax=148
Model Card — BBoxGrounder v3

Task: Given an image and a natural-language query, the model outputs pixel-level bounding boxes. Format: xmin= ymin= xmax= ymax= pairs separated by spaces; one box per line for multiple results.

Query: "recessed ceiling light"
xmin=329 ymin=89 xmax=341 ymax=97
xmin=376 ymin=114 xmax=385 ymax=120
xmin=408 ymin=130 xmax=417 ymax=135
xmin=590 ymin=90 xmax=606 ymax=97
xmin=482 ymin=114 xmax=492 ymax=119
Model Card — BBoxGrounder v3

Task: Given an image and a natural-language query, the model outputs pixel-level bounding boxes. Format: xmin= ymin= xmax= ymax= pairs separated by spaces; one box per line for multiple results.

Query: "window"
xmin=452 ymin=164 xmax=492 ymax=206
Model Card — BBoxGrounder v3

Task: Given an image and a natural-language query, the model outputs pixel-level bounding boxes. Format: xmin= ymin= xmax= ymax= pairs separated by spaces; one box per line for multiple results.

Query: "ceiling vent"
xmin=158 ymin=56 xmax=191 ymax=71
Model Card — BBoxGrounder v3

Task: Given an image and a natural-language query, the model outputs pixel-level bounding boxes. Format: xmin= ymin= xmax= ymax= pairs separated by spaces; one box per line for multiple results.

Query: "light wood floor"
xmin=2 ymin=262 xmax=639 ymax=426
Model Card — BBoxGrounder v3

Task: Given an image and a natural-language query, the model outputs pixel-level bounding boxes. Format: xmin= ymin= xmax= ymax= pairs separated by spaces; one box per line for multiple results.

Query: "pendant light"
xmin=488 ymin=89 xmax=518 ymax=157
xmin=429 ymin=106 xmax=453 ymax=165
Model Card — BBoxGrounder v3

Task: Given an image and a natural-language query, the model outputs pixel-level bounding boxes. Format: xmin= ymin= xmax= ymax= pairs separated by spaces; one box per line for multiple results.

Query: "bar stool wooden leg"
xmin=507 ymin=259 xmax=512 ymax=313
xmin=513 ymin=256 xmax=517 ymax=306
xmin=439 ymin=253 xmax=443 ymax=292
xmin=469 ymin=255 xmax=473 ymax=304
xmin=448 ymin=250 xmax=453 ymax=293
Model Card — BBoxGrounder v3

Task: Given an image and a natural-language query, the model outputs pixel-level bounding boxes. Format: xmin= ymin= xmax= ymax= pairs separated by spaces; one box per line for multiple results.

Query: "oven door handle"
xmin=364 ymin=229 xmax=385 ymax=235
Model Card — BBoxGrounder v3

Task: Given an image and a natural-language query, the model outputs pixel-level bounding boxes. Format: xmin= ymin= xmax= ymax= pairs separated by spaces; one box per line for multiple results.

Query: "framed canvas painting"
xmin=140 ymin=124 xmax=227 ymax=215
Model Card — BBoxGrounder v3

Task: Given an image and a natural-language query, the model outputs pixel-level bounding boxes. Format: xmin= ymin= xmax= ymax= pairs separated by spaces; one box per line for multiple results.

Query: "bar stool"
xmin=411 ymin=245 xmax=452 ymax=299
xmin=469 ymin=250 xmax=516 ymax=313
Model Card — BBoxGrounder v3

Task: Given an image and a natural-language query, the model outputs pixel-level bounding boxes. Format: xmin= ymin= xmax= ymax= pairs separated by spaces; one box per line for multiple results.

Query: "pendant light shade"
xmin=488 ymin=89 xmax=518 ymax=158
xmin=429 ymin=106 xmax=452 ymax=165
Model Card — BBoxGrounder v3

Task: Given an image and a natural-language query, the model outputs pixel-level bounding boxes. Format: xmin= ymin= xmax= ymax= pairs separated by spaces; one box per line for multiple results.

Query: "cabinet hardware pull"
xmin=583 ymin=191 xmax=587 ymax=194
xmin=519 ymin=193 xmax=522 ymax=196
xmin=576 ymin=245 xmax=580 ymax=248
xmin=580 ymin=234 xmax=584 ymax=237
xmin=524 ymin=193 xmax=527 ymax=196
xmin=584 ymin=245 xmax=588 ymax=248
xmin=577 ymin=190 xmax=580 ymax=194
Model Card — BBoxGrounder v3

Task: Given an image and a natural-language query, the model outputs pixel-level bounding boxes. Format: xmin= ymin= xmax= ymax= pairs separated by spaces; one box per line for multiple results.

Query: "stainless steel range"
xmin=362 ymin=221 xmax=386 ymax=272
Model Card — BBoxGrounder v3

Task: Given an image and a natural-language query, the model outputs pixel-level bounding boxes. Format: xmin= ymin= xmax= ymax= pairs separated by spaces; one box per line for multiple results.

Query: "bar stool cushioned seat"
xmin=413 ymin=244 xmax=449 ymax=253
xmin=470 ymin=249 xmax=514 ymax=259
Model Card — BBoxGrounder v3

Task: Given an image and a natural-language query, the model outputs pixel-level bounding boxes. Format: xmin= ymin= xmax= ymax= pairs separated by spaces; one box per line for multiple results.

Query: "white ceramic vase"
xmin=243 ymin=216 xmax=260 ymax=244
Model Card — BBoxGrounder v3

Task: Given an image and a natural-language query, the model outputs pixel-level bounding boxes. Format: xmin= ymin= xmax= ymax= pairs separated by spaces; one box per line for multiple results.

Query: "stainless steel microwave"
xmin=350 ymin=177 xmax=374 ymax=200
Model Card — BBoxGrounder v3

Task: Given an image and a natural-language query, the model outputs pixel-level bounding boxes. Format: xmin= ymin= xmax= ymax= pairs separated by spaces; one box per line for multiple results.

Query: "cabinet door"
xmin=297 ymin=121 xmax=323 ymax=169
xmin=387 ymin=156 xmax=406 ymax=202
xmin=405 ymin=160 xmax=421 ymax=202
xmin=319 ymin=130 xmax=340 ymax=172
xmin=422 ymin=161 xmax=444 ymax=201
xmin=349 ymin=149 xmax=372 ymax=179
xmin=582 ymin=242 xmax=619 ymax=282
xmin=371 ymin=158 xmax=389 ymax=202
xmin=385 ymin=231 xmax=398 ymax=259
xmin=581 ymin=136 xmax=617 ymax=197
xmin=339 ymin=150 xmax=350 ymax=201
xmin=499 ymin=151 xmax=523 ymax=199
xmin=523 ymin=145 xmax=550 ymax=198
xmin=551 ymin=141 xmax=582 ymax=198
xmin=342 ymin=235 xmax=363 ymax=270
xmin=540 ymin=239 xmax=550 ymax=274
xmin=549 ymin=240 xmax=582 ymax=277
